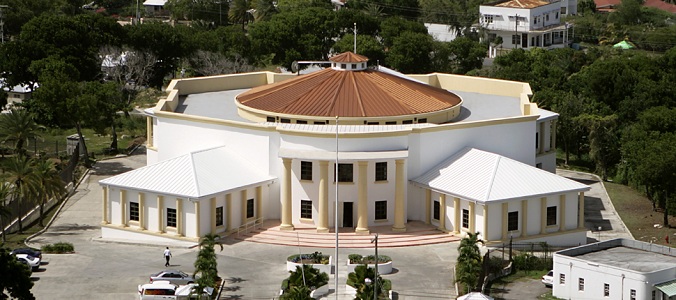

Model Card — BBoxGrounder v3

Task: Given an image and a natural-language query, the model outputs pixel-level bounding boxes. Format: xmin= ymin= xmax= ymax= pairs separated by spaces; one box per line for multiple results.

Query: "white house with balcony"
xmin=98 ymin=52 xmax=589 ymax=247
xmin=479 ymin=0 xmax=574 ymax=58
xmin=553 ymin=239 xmax=676 ymax=300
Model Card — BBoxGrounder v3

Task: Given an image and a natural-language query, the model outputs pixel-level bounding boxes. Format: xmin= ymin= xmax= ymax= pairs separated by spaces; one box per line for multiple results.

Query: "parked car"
xmin=10 ymin=248 xmax=42 ymax=260
xmin=542 ymin=270 xmax=554 ymax=287
xmin=149 ymin=270 xmax=196 ymax=285
xmin=138 ymin=281 xmax=212 ymax=300
xmin=14 ymin=253 xmax=41 ymax=271
xmin=16 ymin=257 xmax=33 ymax=275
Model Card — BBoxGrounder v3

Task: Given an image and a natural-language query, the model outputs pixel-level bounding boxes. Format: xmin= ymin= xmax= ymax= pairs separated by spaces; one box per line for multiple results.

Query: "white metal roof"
xmin=412 ymin=148 xmax=589 ymax=203
xmin=143 ymin=0 xmax=166 ymax=6
xmin=99 ymin=146 xmax=275 ymax=199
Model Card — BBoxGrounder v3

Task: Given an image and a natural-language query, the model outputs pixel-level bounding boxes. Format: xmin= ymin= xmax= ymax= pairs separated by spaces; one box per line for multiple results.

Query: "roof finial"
xmin=353 ymin=23 xmax=357 ymax=54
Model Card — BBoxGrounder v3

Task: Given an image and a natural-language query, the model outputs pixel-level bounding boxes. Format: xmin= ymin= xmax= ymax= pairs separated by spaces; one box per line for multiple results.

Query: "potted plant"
xmin=346 ymin=264 xmax=392 ymax=299
xmin=347 ymin=254 xmax=393 ymax=275
xmin=280 ymin=264 xmax=329 ymax=299
xmin=286 ymin=252 xmax=332 ymax=274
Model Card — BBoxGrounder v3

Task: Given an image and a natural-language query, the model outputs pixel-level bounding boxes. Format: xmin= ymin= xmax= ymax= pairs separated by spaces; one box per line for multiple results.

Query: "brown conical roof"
xmin=329 ymin=51 xmax=369 ymax=63
xmin=237 ymin=56 xmax=461 ymax=118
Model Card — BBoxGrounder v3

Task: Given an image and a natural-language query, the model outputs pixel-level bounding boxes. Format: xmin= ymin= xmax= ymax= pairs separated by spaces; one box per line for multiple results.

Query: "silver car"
xmin=149 ymin=270 xmax=196 ymax=285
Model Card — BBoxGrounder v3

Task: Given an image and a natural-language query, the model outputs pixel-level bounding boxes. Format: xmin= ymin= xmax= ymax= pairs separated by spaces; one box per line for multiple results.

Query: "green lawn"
xmin=1 ymin=199 xmax=61 ymax=249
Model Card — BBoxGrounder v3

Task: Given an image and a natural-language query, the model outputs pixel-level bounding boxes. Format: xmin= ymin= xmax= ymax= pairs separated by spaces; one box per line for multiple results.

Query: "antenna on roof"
xmin=353 ymin=23 xmax=357 ymax=53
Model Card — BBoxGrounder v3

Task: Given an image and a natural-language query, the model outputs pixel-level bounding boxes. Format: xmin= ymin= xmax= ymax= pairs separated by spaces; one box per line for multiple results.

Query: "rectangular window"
xmin=484 ymin=14 xmax=494 ymax=23
xmin=433 ymin=201 xmax=440 ymax=220
xmin=578 ymin=278 xmax=584 ymax=291
xmin=385 ymin=121 xmax=397 ymax=125
xmin=547 ymin=206 xmax=557 ymax=226
xmin=314 ymin=121 xmax=326 ymax=125
xmin=418 ymin=118 xmax=427 ymax=123
xmin=561 ymin=7 xmax=567 ymax=14
xmin=604 ymin=283 xmax=609 ymax=297
xmin=402 ymin=120 xmax=413 ymax=124
xmin=559 ymin=274 xmax=565 ymax=285
xmin=167 ymin=208 xmax=177 ymax=227
xmin=266 ymin=116 xmax=275 ymax=122
xmin=280 ymin=118 xmax=291 ymax=123
xmin=375 ymin=201 xmax=387 ymax=220
xmin=652 ymin=290 xmax=656 ymax=300
xmin=462 ymin=209 xmax=469 ymax=228
xmin=130 ymin=202 xmax=139 ymax=221
xmin=367 ymin=121 xmax=379 ymax=125
xmin=341 ymin=64 xmax=346 ymax=69
xmin=301 ymin=161 xmax=313 ymax=181
xmin=507 ymin=211 xmax=518 ymax=231
xmin=546 ymin=14 xmax=549 ymax=21
xmin=300 ymin=200 xmax=312 ymax=219
xmin=296 ymin=120 xmax=307 ymax=124
xmin=375 ymin=162 xmax=387 ymax=181
xmin=335 ymin=163 xmax=353 ymax=182
xmin=630 ymin=290 xmax=636 ymax=300
xmin=215 ymin=206 xmax=223 ymax=226
xmin=246 ymin=199 xmax=254 ymax=218
xmin=512 ymin=34 xmax=520 ymax=45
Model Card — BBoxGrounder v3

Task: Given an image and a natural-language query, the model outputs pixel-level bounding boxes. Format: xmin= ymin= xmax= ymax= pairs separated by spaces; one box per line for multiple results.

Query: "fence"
xmin=1 ymin=143 xmax=80 ymax=236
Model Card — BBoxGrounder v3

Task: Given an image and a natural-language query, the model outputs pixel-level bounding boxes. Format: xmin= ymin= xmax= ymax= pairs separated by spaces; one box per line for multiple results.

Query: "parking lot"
xmin=27 ymin=154 xmax=459 ymax=300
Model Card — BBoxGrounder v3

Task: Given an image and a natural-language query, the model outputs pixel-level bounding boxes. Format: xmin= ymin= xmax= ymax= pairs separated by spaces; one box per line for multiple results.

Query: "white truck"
xmin=138 ymin=281 xmax=214 ymax=300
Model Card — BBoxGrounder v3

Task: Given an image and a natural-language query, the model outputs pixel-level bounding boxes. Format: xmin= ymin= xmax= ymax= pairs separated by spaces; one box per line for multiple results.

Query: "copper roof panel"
xmin=495 ymin=0 xmax=550 ymax=8
xmin=237 ymin=63 xmax=461 ymax=117
xmin=329 ymin=51 xmax=369 ymax=63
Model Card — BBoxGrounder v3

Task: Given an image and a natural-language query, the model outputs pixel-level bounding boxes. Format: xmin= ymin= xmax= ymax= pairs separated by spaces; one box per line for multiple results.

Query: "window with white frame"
xmin=512 ymin=34 xmax=519 ymax=45
xmin=546 ymin=14 xmax=550 ymax=21
xmin=375 ymin=201 xmax=387 ymax=220
xmin=578 ymin=278 xmax=585 ymax=291
xmin=559 ymin=274 xmax=565 ymax=285
xmin=630 ymin=289 xmax=636 ymax=300
xmin=433 ymin=200 xmax=440 ymax=220
xmin=300 ymin=161 xmax=313 ymax=181
xmin=604 ymin=283 xmax=610 ymax=297
xmin=300 ymin=200 xmax=312 ymax=219
xmin=335 ymin=163 xmax=353 ymax=182
xmin=215 ymin=206 xmax=223 ymax=226
xmin=547 ymin=206 xmax=557 ymax=226
xmin=508 ymin=211 xmax=518 ymax=231
xmin=130 ymin=202 xmax=139 ymax=221
xmin=375 ymin=162 xmax=387 ymax=181
xmin=484 ymin=14 xmax=494 ymax=23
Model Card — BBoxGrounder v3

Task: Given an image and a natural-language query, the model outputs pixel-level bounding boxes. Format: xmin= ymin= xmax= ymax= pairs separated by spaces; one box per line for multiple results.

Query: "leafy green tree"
xmin=577 ymin=114 xmax=620 ymax=181
xmin=32 ymin=159 xmax=66 ymax=227
xmin=346 ymin=264 xmax=386 ymax=300
xmin=253 ymin=0 xmax=277 ymax=21
xmin=385 ymin=31 xmax=434 ymax=73
xmin=446 ymin=37 xmax=487 ymax=74
xmin=420 ymin=0 xmax=486 ymax=35
xmin=546 ymin=92 xmax=585 ymax=165
xmin=3 ymin=156 xmax=37 ymax=234
xmin=0 ymin=109 xmax=43 ymax=157
xmin=456 ymin=232 xmax=483 ymax=293
xmin=611 ymin=0 xmax=644 ymax=25
xmin=622 ymin=107 xmax=676 ymax=226
xmin=229 ymin=0 xmax=252 ymax=29
xmin=0 ymin=247 xmax=35 ymax=300
xmin=280 ymin=285 xmax=312 ymax=300
xmin=347 ymin=0 xmax=420 ymax=19
xmin=333 ymin=34 xmax=385 ymax=66
xmin=166 ymin=0 xmax=227 ymax=25
xmin=378 ymin=17 xmax=428 ymax=48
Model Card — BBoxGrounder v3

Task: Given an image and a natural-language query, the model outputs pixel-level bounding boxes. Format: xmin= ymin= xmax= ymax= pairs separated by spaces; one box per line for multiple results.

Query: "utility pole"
xmin=136 ymin=0 xmax=140 ymax=24
xmin=0 ymin=5 xmax=8 ymax=44
xmin=371 ymin=233 xmax=379 ymax=300
xmin=353 ymin=23 xmax=357 ymax=53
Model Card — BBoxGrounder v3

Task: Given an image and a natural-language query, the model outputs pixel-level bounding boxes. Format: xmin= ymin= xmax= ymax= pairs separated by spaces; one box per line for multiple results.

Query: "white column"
xmin=101 ymin=186 xmax=109 ymax=224
xmin=392 ymin=159 xmax=406 ymax=232
xmin=138 ymin=193 xmax=145 ymax=230
xmin=157 ymin=195 xmax=164 ymax=233
xmin=317 ymin=161 xmax=329 ymax=233
xmin=176 ymin=198 xmax=183 ymax=236
xmin=355 ymin=161 xmax=369 ymax=234
xmin=438 ymin=194 xmax=446 ymax=231
xmin=120 ymin=189 xmax=127 ymax=227
xmin=280 ymin=158 xmax=294 ymax=230
xmin=578 ymin=192 xmax=585 ymax=229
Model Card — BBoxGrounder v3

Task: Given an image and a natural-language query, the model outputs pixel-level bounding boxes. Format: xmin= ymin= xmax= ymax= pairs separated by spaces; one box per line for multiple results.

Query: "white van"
xmin=138 ymin=281 xmax=213 ymax=300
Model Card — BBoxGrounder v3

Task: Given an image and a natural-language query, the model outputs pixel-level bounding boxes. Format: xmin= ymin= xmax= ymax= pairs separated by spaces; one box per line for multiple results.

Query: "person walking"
xmin=163 ymin=247 xmax=172 ymax=267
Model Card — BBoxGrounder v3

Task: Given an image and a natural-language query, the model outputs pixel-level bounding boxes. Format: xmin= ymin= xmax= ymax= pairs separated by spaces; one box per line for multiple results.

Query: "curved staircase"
xmin=232 ymin=220 xmax=460 ymax=248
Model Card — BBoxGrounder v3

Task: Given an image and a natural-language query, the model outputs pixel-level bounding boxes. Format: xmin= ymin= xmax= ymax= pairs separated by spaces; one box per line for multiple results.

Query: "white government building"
xmin=553 ymin=239 xmax=676 ymax=300
xmin=99 ymin=52 xmax=590 ymax=246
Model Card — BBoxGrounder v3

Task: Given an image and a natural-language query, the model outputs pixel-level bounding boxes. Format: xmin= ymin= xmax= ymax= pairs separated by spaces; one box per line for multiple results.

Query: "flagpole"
xmin=334 ymin=116 xmax=339 ymax=300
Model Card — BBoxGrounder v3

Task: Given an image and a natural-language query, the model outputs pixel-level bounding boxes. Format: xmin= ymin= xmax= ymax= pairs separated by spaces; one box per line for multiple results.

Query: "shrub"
xmin=348 ymin=254 xmax=391 ymax=264
xmin=348 ymin=254 xmax=363 ymax=264
xmin=41 ymin=242 xmax=74 ymax=253
xmin=287 ymin=252 xmax=329 ymax=264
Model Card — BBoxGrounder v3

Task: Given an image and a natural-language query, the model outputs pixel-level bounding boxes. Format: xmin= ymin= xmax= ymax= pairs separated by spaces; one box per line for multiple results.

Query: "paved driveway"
xmin=28 ymin=154 xmax=459 ymax=300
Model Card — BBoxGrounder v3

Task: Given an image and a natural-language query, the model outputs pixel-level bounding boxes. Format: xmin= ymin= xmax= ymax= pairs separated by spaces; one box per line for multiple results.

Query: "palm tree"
xmin=456 ymin=232 xmax=484 ymax=293
xmin=0 ymin=183 xmax=12 ymax=243
xmin=32 ymin=159 xmax=66 ymax=227
xmin=347 ymin=264 xmax=384 ymax=300
xmin=229 ymin=0 xmax=251 ymax=29
xmin=3 ymin=156 xmax=36 ymax=234
xmin=0 ymin=108 xmax=43 ymax=157
xmin=192 ymin=233 xmax=223 ymax=297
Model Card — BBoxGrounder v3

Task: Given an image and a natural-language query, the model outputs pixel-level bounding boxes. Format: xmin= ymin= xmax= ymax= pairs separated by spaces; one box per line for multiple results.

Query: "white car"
xmin=138 ymin=281 xmax=213 ymax=300
xmin=542 ymin=270 xmax=554 ymax=287
xmin=15 ymin=253 xmax=41 ymax=271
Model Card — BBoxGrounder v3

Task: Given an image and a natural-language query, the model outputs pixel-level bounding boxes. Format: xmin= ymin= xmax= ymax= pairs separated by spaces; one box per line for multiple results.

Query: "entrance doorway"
xmin=342 ymin=202 xmax=353 ymax=227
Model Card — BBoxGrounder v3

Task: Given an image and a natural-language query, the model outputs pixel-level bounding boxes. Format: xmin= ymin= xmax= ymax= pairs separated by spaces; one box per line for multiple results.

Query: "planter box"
xmin=286 ymin=256 xmax=333 ymax=274
xmin=346 ymin=260 xmax=393 ymax=275
xmin=345 ymin=284 xmax=393 ymax=299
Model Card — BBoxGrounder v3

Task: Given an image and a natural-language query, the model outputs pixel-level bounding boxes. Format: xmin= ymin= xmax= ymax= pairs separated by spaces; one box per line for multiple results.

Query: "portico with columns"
xmin=278 ymin=149 xmax=408 ymax=234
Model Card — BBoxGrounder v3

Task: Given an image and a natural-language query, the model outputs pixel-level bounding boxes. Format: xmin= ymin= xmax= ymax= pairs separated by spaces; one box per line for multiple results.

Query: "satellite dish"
xmin=291 ymin=61 xmax=299 ymax=73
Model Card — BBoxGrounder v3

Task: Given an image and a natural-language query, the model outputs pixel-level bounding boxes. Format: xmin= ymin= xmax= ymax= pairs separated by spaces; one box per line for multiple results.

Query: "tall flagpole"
xmin=334 ymin=116 xmax=339 ymax=299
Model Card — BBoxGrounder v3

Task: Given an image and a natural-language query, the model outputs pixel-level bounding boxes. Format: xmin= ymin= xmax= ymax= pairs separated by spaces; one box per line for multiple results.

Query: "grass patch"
xmin=605 ymin=182 xmax=675 ymax=246
xmin=1 ymin=199 xmax=62 ymax=249
xmin=42 ymin=242 xmax=74 ymax=253
xmin=488 ymin=270 xmax=549 ymax=299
